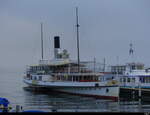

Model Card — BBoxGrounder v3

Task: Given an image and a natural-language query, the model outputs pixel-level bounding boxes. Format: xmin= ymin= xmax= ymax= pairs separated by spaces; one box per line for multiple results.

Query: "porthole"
xmin=106 ymin=88 xmax=109 ymax=93
xmin=95 ymin=83 xmax=99 ymax=87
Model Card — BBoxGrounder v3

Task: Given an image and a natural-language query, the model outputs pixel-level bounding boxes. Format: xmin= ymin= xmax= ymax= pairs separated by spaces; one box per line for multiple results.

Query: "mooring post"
xmin=138 ymin=82 xmax=141 ymax=102
xmin=132 ymin=82 xmax=135 ymax=102
xmin=132 ymin=90 xmax=135 ymax=102
xmin=138 ymin=82 xmax=142 ymax=112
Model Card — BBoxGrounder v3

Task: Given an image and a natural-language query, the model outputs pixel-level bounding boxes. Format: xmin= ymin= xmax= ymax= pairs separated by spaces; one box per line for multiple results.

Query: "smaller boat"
xmin=100 ymin=44 xmax=150 ymax=99
xmin=0 ymin=97 xmax=46 ymax=112
xmin=0 ymin=97 xmax=12 ymax=112
xmin=100 ymin=62 xmax=150 ymax=100
xmin=110 ymin=62 xmax=150 ymax=89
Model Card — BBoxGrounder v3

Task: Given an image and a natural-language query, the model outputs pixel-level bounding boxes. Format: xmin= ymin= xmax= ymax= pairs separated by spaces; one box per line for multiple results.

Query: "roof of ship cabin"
xmin=126 ymin=62 xmax=144 ymax=66
xmin=30 ymin=62 xmax=85 ymax=67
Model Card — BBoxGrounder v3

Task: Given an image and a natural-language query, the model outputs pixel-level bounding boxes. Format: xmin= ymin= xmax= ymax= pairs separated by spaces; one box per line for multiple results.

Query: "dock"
xmin=120 ymin=87 xmax=150 ymax=102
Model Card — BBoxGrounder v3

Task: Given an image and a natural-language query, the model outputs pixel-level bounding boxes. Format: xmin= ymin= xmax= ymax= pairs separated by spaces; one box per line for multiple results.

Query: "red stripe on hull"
xmin=53 ymin=90 xmax=119 ymax=102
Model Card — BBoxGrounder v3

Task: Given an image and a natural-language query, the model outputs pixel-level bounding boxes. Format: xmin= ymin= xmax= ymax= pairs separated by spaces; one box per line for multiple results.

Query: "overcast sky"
xmin=0 ymin=0 xmax=150 ymax=72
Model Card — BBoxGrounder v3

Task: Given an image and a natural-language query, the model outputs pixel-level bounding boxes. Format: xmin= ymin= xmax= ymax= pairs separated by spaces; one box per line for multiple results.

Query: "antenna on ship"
xmin=76 ymin=7 xmax=80 ymax=72
xmin=129 ymin=43 xmax=134 ymax=56
xmin=129 ymin=43 xmax=134 ymax=62
xmin=41 ymin=22 xmax=44 ymax=60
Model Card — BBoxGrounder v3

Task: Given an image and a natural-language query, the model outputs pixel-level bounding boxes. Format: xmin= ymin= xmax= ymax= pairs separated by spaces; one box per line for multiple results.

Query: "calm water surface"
xmin=0 ymin=72 xmax=150 ymax=112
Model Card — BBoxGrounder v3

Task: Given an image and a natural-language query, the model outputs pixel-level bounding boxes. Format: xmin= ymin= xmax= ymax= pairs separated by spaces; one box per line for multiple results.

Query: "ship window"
xmin=145 ymin=77 xmax=147 ymax=83
xmin=140 ymin=77 xmax=142 ymax=83
xmin=127 ymin=78 xmax=130 ymax=82
xmin=147 ymin=77 xmax=150 ymax=83
xmin=142 ymin=77 xmax=144 ymax=83
xmin=34 ymin=76 xmax=37 ymax=80
xmin=39 ymin=76 xmax=42 ymax=81
xmin=123 ymin=78 xmax=126 ymax=82
xmin=132 ymin=78 xmax=135 ymax=83
xmin=120 ymin=78 xmax=122 ymax=82
xmin=73 ymin=76 xmax=75 ymax=81
xmin=143 ymin=77 xmax=145 ymax=83
xmin=144 ymin=77 xmax=146 ymax=83
xmin=146 ymin=77 xmax=149 ymax=83
xmin=147 ymin=77 xmax=149 ymax=83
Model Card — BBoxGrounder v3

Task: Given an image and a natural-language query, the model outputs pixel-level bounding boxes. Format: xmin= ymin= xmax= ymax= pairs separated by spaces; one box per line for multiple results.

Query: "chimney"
xmin=54 ymin=36 xmax=60 ymax=59
xmin=54 ymin=36 xmax=60 ymax=49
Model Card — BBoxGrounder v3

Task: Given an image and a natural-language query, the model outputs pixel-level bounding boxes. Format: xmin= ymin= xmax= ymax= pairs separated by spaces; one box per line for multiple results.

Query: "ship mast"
xmin=41 ymin=22 xmax=44 ymax=60
xmin=76 ymin=7 xmax=80 ymax=72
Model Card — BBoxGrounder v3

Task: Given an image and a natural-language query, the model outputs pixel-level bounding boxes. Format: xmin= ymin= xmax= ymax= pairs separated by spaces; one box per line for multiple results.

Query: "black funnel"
xmin=54 ymin=36 xmax=60 ymax=48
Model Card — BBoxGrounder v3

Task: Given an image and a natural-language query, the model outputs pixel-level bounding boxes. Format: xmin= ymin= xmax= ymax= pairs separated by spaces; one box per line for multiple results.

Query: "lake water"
xmin=0 ymin=72 xmax=150 ymax=112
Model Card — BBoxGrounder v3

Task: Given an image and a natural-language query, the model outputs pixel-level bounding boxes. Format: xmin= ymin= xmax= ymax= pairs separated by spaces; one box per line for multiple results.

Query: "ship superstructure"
xmin=24 ymin=35 xmax=119 ymax=101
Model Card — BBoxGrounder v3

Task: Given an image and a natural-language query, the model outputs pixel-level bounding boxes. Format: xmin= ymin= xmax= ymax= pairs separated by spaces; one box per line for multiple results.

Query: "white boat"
xmin=100 ymin=43 xmax=150 ymax=90
xmin=23 ymin=36 xmax=119 ymax=101
xmin=101 ymin=62 xmax=150 ymax=90
xmin=23 ymin=58 xmax=119 ymax=101
xmin=23 ymin=8 xmax=119 ymax=101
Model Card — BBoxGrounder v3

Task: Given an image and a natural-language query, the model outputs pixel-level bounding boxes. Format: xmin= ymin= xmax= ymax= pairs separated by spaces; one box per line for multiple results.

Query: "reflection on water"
xmin=0 ymin=72 xmax=150 ymax=112
xmin=23 ymin=89 xmax=119 ymax=112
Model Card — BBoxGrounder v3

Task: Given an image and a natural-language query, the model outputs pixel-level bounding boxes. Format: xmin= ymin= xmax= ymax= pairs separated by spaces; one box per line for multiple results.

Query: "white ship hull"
xmin=23 ymin=79 xmax=119 ymax=101
xmin=52 ymin=86 xmax=119 ymax=101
